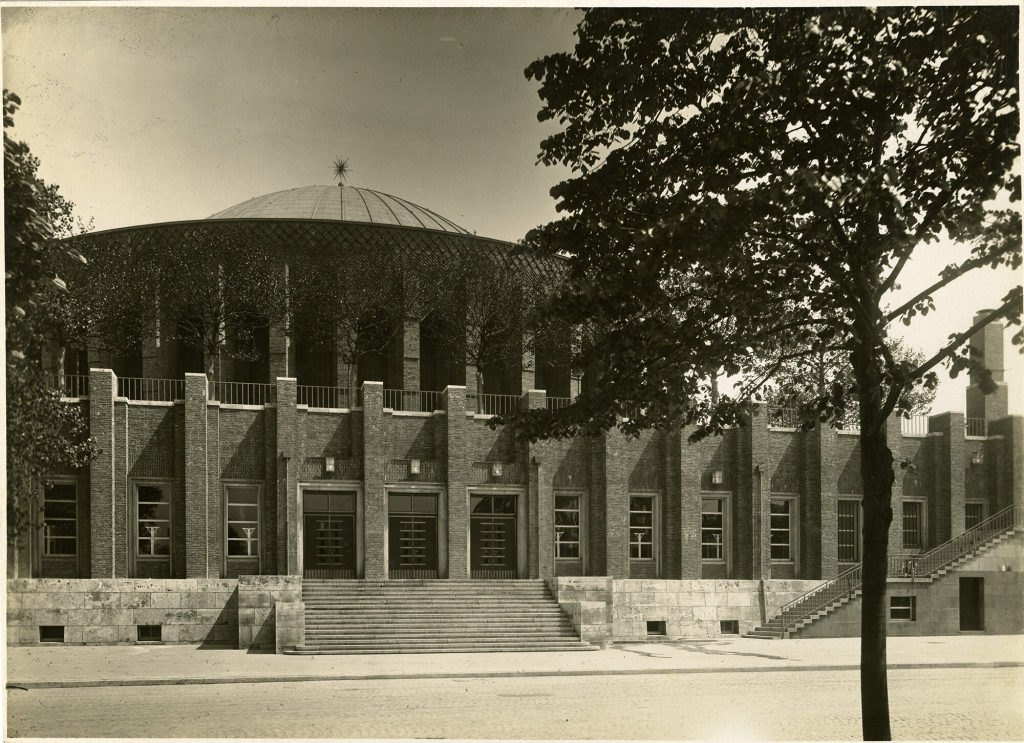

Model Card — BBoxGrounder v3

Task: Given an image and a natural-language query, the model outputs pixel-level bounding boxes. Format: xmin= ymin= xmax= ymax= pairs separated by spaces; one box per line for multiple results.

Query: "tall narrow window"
xmin=701 ymin=498 xmax=725 ymax=560
xmin=43 ymin=482 xmax=77 ymax=556
xmin=554 ymin=494 xmax=581 ymax=559
xmin=770 ymin=499 xmax=793 ymax=561
xmin=226 ymin=485 xmax=261 ymax=558
xmin=136 ymin=484 xmax=171 ymax=557
xmin=629 ymin=496 xmax=654 ymax=559
xmin=838 ymin=500 xmax=860 ymax=562
xmin=902 ymin=501 xmax=924 ymax=549
xmin=965 ymin=502 xmax=986 ymax=530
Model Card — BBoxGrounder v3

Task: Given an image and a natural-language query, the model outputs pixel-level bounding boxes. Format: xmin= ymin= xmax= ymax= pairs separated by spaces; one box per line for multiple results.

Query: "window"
xmin=701 ymin=498 xmax=725 ymax=560
xmin=137 ymin=625 xmax=162 ymax=642
xmin=770 ymin=499 xmax=794 ymax=561
xmin=39 ymin=626 xmax=64 ymax=643
xmin=838 ymin=500 xmax=860 ymax=562
xmin=902 ymin=500 xmax=925 ymax=549
xmin=629 ymin=496 xmax=654 ymax=559
xmin=43 ymin=482 xmax=77 ymax=556
xmin=226 ymin=485 xmax=260 ymax=558
xmin=890 ymin=595 xmax=916 ymax=621
xmin=720 ymin=620 xmax=739 ymax=635
xmin=555 ymin=494 xmax=580 ymax=559
xmin=136 ymin=484 xmax=171 ymax=557
xmin=965 ymin=502 xmax=986 ymax=530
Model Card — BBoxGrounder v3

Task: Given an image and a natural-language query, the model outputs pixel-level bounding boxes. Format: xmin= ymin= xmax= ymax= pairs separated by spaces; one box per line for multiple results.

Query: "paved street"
xmin=6 ymin=666 xmax=1023 ymax=739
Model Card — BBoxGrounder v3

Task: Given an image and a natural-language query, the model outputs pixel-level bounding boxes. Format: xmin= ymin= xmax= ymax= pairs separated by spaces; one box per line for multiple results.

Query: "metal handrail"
xmin=775 ymin=503 xmax=1018 ymax=633
xmin=888 ymin=504 xmax=1019 ymax=578
xmin=546 ymin=396 xmax=572 ymax=410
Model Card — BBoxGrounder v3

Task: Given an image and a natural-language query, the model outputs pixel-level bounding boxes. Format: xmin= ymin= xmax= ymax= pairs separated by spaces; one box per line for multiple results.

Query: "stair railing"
xmin=777 ymin=562 xmax=862 ymax=630
xmin=774 ymin=503 xmax=1019 ymax=634
xmin=888 ymin=503 xmax=1019 ymax=579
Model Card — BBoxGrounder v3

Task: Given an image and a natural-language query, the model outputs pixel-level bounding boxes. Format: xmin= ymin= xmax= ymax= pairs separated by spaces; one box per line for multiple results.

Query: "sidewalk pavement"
xmin=5 ymin=635 xmax=1023 ymax=689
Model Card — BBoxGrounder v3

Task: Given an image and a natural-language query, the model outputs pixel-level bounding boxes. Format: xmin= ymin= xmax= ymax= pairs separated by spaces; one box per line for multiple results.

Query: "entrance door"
xmin=959 ymin=577 xmax=984 ymax=631
xmin=470 ymin=494 xmax=517 ymax=578
xmin=388 ymin=493 xmax=439 ymax=578
xmin=303 ymin=491 xmax=356 ymax=578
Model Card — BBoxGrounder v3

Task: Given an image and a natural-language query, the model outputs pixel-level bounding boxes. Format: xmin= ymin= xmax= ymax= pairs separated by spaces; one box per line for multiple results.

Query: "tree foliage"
xmin=521 ymin=8 xmax=1019 ymax=739
xmin=5 ymin=90 xmax=95 ymax=554
xmin=758 ymin=337 xmax=937 ymax=423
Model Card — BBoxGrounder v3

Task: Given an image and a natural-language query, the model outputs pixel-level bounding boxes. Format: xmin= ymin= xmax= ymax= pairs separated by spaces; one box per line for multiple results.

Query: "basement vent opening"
xmin=137 ymin=625 xmax=162 ymax=642
xmin=720 ymin=620 xmax=739 ymax=635
xmin=39 ymin=626 xmax=64 ymax=643
xmin=646 ymin=620 xmax=666 ymax=636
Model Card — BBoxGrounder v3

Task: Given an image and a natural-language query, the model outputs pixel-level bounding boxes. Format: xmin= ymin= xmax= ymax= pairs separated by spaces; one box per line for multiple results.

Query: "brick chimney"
xmin=965 ymin=310 xmax=1008 ymax=420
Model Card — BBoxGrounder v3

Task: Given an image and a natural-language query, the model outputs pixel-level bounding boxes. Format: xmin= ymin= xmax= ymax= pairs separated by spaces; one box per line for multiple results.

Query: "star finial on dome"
xmin=332 ymin=157 xmax=351 ymax=185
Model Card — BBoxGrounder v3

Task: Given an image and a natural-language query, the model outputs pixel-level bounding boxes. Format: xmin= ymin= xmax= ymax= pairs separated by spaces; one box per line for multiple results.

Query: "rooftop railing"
xmin=900 ymin=415 xmax=929 ymax=436
xmin=466 ymin=392 xmax=520 ymax=416
xmin=46 ymin=373 xmax=90 ymax=398
xmin=118 ymin=377 xmax=185 ymax=402
xmin=767 ymin=406 xmax=800 ymax=429
xmin=383 ymin=388 xmax=444 ymax=413
xmin=965 ymin=418 xmax=988 ymax=437
xmin=546 ymin=396 xmax=572 ymax=410
xmin=297 ymin=385 xmax=359 ymax=409
xmin=210 ymin=381 xmax=275 ymax=406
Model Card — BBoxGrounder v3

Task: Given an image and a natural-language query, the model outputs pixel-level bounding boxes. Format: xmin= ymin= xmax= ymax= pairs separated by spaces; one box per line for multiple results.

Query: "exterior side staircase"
xmin=746 ymin=503 xmax=1021 ymax=639
xmin=286 ymin=579 xmax=596 ymax=654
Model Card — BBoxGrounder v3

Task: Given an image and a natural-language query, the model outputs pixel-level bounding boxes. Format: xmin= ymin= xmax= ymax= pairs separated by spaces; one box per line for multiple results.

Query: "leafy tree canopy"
xmin=520 ymin=10 xmax=1019 ymax=739
xmin=4 ymin=90 xmax=95 ymax=551
xmin=519 ymin=7 xmax=1020 ymax=442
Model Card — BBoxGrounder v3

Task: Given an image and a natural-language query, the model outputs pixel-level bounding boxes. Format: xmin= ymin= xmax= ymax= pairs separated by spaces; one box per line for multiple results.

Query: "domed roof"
xmin=208 ymin=185 xmax=470 ymax=235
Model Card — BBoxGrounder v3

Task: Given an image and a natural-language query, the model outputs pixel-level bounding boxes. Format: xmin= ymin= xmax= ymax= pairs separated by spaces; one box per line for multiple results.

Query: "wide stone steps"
xmin=290 ymin=578 xmax=594 ymax=655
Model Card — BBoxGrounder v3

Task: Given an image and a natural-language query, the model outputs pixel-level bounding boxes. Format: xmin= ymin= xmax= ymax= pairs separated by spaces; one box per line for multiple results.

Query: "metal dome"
xmin=208 ymin=185 xmax=471 ymax=235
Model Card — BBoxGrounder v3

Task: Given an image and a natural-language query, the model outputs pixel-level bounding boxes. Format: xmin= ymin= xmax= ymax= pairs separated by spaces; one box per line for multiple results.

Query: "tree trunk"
xmin=55 ymin=346 xmax=66 ymax=391
xmin=854 ymin=332 xmax=895 ymax=741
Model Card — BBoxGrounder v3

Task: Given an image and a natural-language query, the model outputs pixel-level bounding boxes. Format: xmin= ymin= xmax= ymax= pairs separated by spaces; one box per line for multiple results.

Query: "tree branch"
xmin=884 ymin=254 xmax=989 ymax=323
xmin=877 ymin=191 xmax=952 ymax=297
xmin=907 ymin=301 xmax=1017 ymax=381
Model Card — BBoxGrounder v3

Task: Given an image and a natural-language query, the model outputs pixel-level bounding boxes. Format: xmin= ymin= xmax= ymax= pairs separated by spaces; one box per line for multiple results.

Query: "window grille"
xmin=555 ymin=494 xmax=580 ymax=559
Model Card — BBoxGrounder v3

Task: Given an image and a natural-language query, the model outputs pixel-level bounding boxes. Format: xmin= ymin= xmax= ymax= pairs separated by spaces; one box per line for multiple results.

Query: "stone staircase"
xmin=286 ymin=579 xmax=596 ymax=654
xmin=746 ymin=504 xmax=1020 ymax=639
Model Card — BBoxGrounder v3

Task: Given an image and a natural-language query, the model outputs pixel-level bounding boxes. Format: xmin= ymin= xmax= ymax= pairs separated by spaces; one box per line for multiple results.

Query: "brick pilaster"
xmin=678 ymin=427 xmax=702 ymax=578
xmin=802 ymin=424 xmax=823 ymax=579
xmin=749 ymin=403 xmax=771 ymax=580
xmin=523 ymin=390 xmax=553 ymax=578
xmin=89 ymin=369 xmax=117 ymax=577
xmin=886 ymin=416 xmax=904 ymax=553
xmin=663 ymin=427 xmax=684 ymax=579
xmin=930 ymin=412 xmax=963 ymax=541
xmin=603 ymin=430 xmax=629 ymax=578
xmin=275 ymin=377 xmax=300 ymax=575
xmin=184 ymin=373 xmax=210 ymax=577
xmin=588 ymin=434 xmax=608 ymax=576
xmin=395 ymin=318 xmax=420 ymax=397
xmin=818 ymin=424 xmax=839 ymax=579
xmin=444 ymin=385 xmax=469 ymax=578
xmin=362 ymin=381 xmax=386 ymax=579
xmin=521 ymin=342 xmax=536 ymax=396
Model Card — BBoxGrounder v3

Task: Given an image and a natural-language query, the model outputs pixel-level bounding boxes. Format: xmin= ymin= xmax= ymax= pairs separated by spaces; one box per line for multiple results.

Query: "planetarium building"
xmin=8 ymin=185 xmax=1023 ymax=652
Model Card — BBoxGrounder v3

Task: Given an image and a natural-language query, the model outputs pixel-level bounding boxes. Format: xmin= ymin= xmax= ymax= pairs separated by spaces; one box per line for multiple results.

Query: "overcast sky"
xmin=2 ymin=6 xmax=1020 ymax=415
